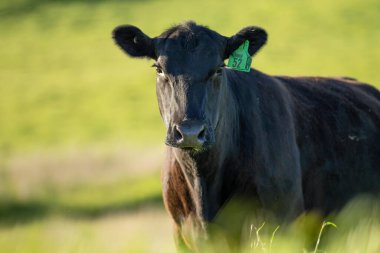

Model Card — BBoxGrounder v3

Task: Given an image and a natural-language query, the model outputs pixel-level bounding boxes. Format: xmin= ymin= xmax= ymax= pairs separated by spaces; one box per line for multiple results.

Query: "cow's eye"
xmin=214 ymin=63 xmax=226 ymax=76
xmin=156 ymin=68 xmax=163 ymax=74
xmin=215 ymin=68 xmax=223 ymax=75
xmin=212 ymin=67 xmax=224 ymax=78
xmin=208 ymin=66 xmax=224 ymax=81
xmin=152 ymin=63 xmax=165 ymax=76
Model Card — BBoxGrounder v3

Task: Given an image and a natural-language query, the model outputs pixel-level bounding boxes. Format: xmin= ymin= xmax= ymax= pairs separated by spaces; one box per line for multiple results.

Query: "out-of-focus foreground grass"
xmin=0 ymin=0 xmax=379 ymax=252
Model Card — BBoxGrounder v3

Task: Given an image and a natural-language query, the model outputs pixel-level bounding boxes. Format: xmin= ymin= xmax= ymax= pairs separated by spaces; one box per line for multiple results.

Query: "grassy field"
xmin=1 ymin=0 xmax=380 ymax=151
xmin=0 ymin=0 xmax=380 ymax=252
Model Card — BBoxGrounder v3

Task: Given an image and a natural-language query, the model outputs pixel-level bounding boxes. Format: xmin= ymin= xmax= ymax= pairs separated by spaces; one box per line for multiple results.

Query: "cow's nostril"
xmin=174 ymin=125 xmax=183 ymax=142
xmin=170 ymin=122 xmax=209 ymax=148
xmin=198 ymin=126 xmax=206 ymax=141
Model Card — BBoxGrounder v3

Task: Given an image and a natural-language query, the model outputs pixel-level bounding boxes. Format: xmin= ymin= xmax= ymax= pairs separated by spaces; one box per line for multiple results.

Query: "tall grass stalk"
xmin=313 ymin=221 xmax=337 ymax=253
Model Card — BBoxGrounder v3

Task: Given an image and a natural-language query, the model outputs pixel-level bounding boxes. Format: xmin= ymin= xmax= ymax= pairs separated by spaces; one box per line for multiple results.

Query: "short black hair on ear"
xmin=112 ymin=25 xmax=156 ymax=59
xmin=224 ymin=26 xmax=267 ymax=59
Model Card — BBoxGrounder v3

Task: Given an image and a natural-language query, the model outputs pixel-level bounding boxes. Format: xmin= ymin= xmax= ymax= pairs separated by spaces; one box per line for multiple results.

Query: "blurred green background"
xmin=0 ymin=0 xmax=379 ymax=252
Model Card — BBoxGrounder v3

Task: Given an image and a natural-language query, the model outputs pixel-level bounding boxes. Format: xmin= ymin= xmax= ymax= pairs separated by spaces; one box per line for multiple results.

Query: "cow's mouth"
xmin=164 ymin=139 xmax=214 ymax=152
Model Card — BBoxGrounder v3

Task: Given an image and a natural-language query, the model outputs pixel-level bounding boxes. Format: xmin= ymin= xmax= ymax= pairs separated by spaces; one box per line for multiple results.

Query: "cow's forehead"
xmin=155 ymin=29 xmax=224 ymax=76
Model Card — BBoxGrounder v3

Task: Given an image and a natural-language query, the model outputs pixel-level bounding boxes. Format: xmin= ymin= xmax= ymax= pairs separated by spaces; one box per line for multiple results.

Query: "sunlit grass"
xmin=0 ymin=169 xmax=162 ymax=222
xmin=0 ymin=209 xmax=175 ymax=253
xmin=1 ymin=0 xmax=379 ymax=152
xmin=0 ymin=195 xmax=378 ymax=253
xmin=197 ymin=196 xmax=380 ymax=253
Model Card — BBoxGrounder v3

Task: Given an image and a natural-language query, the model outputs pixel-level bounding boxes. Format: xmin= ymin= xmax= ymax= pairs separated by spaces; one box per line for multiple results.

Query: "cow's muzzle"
xmin=166 ymin=120 xmax=213 ymax=150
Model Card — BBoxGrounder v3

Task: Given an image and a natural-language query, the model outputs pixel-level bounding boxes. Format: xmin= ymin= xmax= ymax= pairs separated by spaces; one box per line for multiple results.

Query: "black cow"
xmin=112 ymin=21 xmax=380 ymax=251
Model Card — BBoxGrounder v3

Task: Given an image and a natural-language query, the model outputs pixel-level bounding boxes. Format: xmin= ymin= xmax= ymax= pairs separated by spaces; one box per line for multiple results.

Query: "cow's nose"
xmin=173 ymin=121 xmax=207 ymax=148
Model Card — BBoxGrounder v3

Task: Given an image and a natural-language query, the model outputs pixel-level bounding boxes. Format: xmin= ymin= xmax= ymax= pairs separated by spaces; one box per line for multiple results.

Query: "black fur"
xmin=112 ymin=25 xmax=156 ymax=59
xmin=224 ymin=26 xmax=268 ymax=58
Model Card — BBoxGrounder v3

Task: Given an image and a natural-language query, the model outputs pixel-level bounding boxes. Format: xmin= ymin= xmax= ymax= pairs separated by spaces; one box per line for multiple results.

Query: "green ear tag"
xmin=227 ymin=40 xmax=252 ymax=72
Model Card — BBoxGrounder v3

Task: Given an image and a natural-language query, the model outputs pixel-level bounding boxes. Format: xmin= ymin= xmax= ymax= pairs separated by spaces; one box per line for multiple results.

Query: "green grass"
xmin=0 ymin=171 xmax=162 ymax=223
xmin=1 ymin=0 xmax=380 ymax=152
xmin=1 ymin=196 xmax=377 ymax=253
xmin=182 ymin=196 xmax=380 ymax=253
xmin=0 ymin=209 xmax=176 ymax=253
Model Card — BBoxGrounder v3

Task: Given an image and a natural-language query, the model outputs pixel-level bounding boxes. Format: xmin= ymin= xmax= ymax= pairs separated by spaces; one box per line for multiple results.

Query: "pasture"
xmin=0 ymin=0 xmax=379 ymax=252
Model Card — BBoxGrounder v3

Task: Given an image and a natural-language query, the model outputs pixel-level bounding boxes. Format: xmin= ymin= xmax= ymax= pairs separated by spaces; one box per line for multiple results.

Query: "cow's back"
xmin=277 ymin=76 xmax=380 ymax=213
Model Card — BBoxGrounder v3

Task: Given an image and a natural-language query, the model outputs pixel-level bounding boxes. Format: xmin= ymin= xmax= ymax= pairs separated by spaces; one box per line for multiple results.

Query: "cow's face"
xmin=113 ymin=22 xmax=267 ymax=151
xmin=153 ymin=28 xmax=226 ymax=151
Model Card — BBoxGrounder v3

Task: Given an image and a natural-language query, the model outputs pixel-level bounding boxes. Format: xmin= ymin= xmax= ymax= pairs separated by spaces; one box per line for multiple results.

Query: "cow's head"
xmin=113 ymin=21 xmax=267 ymax=151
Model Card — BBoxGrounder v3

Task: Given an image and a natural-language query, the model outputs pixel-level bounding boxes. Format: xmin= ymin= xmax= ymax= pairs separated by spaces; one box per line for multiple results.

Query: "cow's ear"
xmin=224 ymin=26 xmax=267 ymax=59
xmin=112 ymin=25 xmax=156 ymax=59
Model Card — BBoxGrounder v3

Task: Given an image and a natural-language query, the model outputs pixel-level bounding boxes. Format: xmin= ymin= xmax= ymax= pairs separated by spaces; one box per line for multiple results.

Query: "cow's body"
xmin=279 ymin=75 xmax=380 ymax=213
xmin=162 ymin=68 xmax=380 ymax=244
xmin=112 ymin=21 xmax=380 ymax=251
